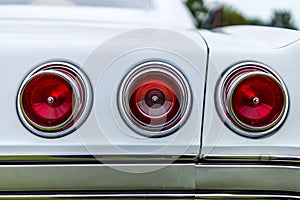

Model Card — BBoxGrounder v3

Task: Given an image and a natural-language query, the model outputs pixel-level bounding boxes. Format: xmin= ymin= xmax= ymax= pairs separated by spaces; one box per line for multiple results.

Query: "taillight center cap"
xmin=47 ymin=96 xmax=56 ymax=105
xmin=151 ymin=95 xmax=159 ymax=103
xmin=252 ymin=97 xmax=260 ymax=105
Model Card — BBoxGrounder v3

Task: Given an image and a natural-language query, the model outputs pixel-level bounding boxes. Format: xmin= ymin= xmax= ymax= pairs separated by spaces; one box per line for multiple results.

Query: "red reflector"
xmin=17 ymin=62 xmax=92 ymax=138
xmin=217 ymin=63 xmax=288 ymax=137
xmin=119 ymin=62 xmax=191 ymax=137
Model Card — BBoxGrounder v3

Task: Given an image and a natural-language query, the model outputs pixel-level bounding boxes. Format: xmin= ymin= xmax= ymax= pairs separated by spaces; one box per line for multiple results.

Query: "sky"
xmin=205 ymin=0 xmax=300 ymax=29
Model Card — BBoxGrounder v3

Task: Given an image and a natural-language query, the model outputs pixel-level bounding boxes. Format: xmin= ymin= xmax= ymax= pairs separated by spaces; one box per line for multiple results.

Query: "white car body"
xmin=1 ymin=0 xmax=300 ymax=199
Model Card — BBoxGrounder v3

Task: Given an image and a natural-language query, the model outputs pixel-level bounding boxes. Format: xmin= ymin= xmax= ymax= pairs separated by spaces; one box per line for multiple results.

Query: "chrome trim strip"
xmin=0 ymin=192 xmax=299 ymax=199
xmin=196 ymin=164 xmax=300 ymax=192
xmin=0 ymin=164 xmax=195 ymax=191
xmin=0 ymin=163 xmax=300 ymax=192
xmin=203 ymin=154 xmax=300 ymax=163
xmin=5 ymin=153 xmax=300 ymax=163
xmin=0 ymin=154 xmax=197 ymax=163
xmin=0 ymin=193 xmax=195 ymax=199
xmin=215 ymin=61 xmax=289 ymax=138
xmin=0 ymin=192 xmax=298 ymax=199
xmin=197 ymin=193 xmax=300 ymax=199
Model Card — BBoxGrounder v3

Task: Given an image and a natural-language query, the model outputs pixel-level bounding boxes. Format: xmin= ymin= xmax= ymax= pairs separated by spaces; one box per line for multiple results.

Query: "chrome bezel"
xmin=118 ymin=61 xmax=192 ymax=138
xmin=216 ymin=62 xmax=289 ymax=138
xmin=17 ymin=62 xmax=93 ymax=138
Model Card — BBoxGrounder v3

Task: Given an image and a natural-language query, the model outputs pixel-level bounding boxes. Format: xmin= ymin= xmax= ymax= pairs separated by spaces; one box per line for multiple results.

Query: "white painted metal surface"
xmin=200 ymin=26 xmax=300 ymax=158
xmin=0 ymin=0 xmax=195 ymax=29
xmin=0 ymin=0 xmax=207 ymax=159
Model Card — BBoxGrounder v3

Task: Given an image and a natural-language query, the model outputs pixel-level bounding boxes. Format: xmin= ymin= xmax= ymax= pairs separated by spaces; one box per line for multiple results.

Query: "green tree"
xmin=185 ymin=1 xmax=265 ymax=29
xmin=185 ymin=1 xmax=298 ymax=30
xmin=201 ymin=5 xmax=265 ymax=29
xmin=185 ymin=0 xmax=208 ymax=27
xmin=219 ymin=6 xmax=247 ymax=27
xmin=270 ymin=10 xmax=297 ymax=30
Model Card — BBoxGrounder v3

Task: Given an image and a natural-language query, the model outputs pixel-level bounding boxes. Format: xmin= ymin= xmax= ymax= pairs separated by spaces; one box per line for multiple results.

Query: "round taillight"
xmin=17 ymin=62 xmax=92 ymax=138
xmin=119 ymin=62 xmax=191 ymax=137
xmin=217 ymin=62 xmax=288 ymax=138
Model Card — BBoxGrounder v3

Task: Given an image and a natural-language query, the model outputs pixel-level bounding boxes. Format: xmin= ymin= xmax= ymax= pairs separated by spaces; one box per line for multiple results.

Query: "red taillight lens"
xmin=217 ymin=63 xmax=288 ymax=137
xmin=119 ymin=62 xmax=191 ymax=137
xmin=231 ymin=73 xmax=284 ymax=128
xmin=22 ymin=72 xmax=75 ymax=128
xmin=18 ymin=62 xmax=92 ymax=138
xmin=129 ymin=73 xmax=181 ymax=126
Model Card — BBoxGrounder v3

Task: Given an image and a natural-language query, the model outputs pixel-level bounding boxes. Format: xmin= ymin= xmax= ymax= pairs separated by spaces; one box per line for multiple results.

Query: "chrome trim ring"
xmin=216 ymin=62 xmax=289 ymax=138
xmin=118 ymin=61 xmax=192 ymax=138
xmin=17 ymin=62 xmax=93 ymax=138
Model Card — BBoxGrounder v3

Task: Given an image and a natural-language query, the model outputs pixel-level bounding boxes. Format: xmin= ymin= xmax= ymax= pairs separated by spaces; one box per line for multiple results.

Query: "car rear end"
xmin=1 ymin=0 xmax=300 ymax=199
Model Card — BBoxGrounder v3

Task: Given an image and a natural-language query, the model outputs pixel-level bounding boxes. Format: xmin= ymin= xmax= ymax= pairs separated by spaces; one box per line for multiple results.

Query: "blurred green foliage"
xmin=185 ymin=0 xmax=207 ymax=27
xmin=270 ymin=10 xmax=297 ymax=29
xmin=185 ymin=0 xmax=298 ymax=30
xmin=219 ymin=6 xmax=247 ymax=26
